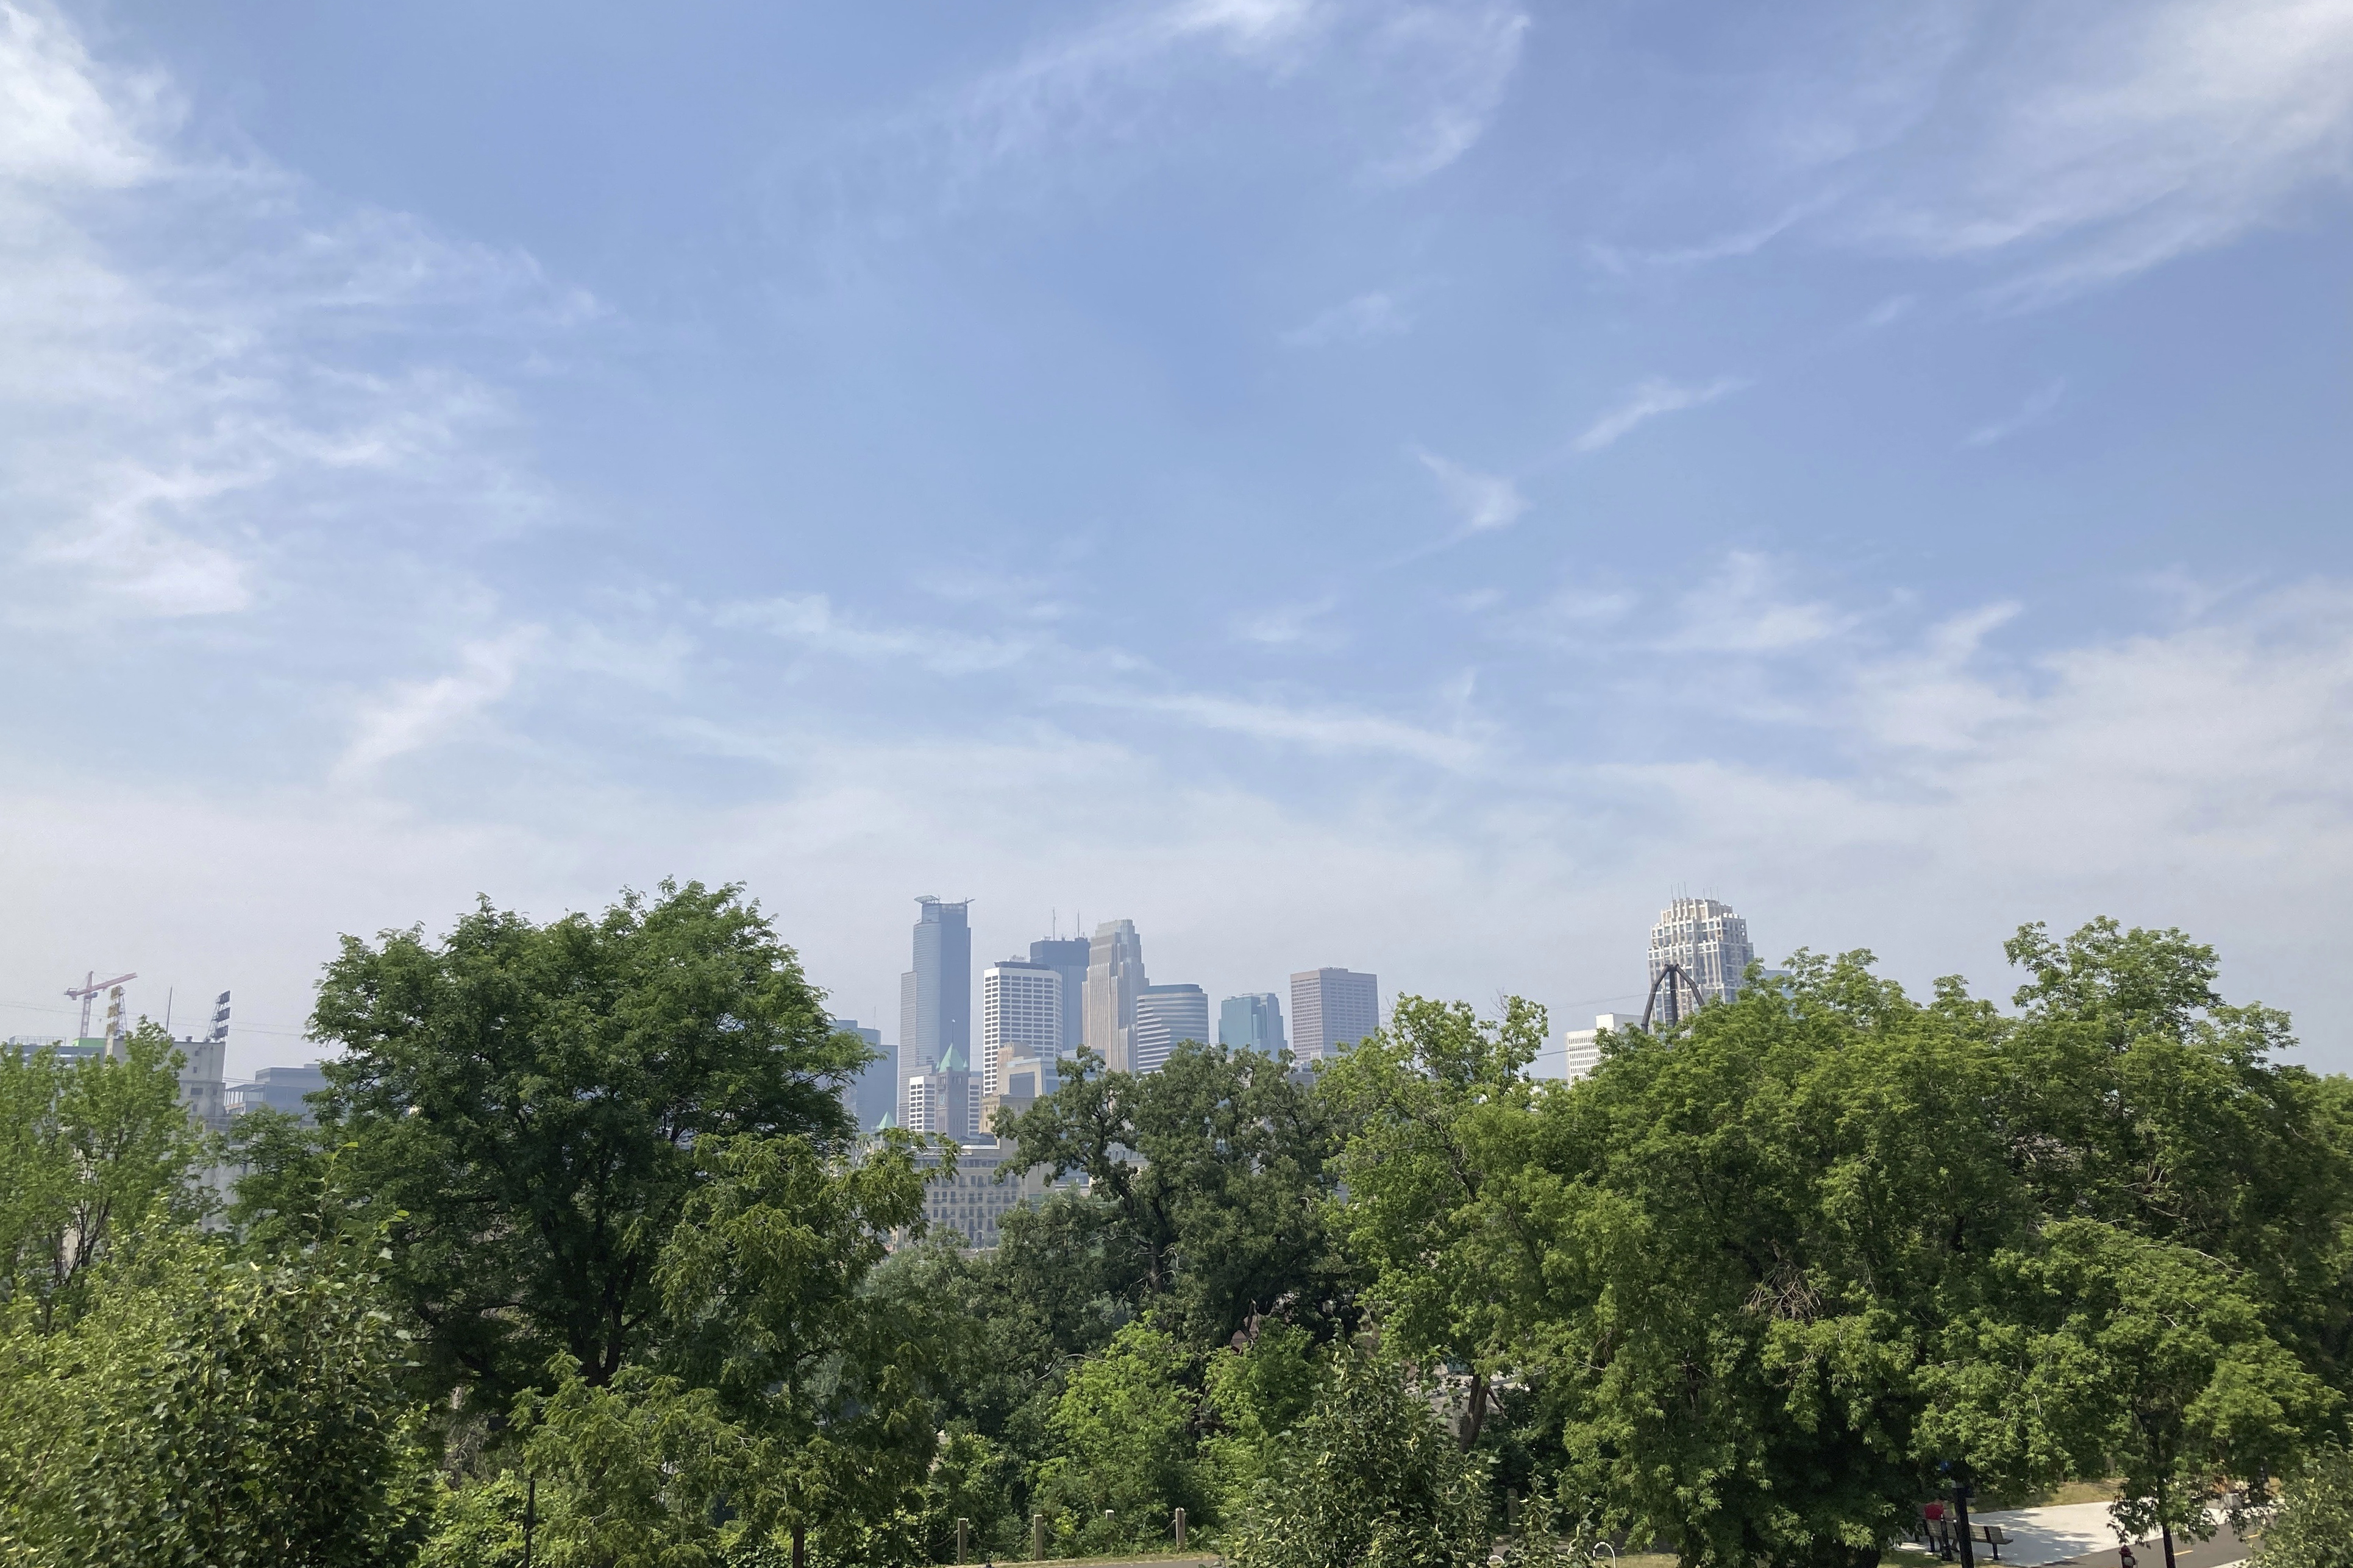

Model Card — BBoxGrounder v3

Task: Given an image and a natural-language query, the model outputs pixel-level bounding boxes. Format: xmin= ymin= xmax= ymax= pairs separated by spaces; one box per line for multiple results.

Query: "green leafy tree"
xmin=999 ymin=1040 xmax=1354 ymax=1345
xmin=1953 ymin=1221 xmax=2333 ymax=1568
xmin=1033 ymin=1321 xmax=1209 ymax=1550
xmin=2001 ymin=920 xmax=2353 ymax=1382
xmin=1330 ymin=924 xmax=2353 ymax=1568
xmin=511 ymin=1130 xmax=946 ymax=1566
xmin=1226 ymin=1344 xmax=1492 ymax=1568
xmin=1203 ymin=1318 xmax=1330 ymax=1510
xmin=2254 ymin=1443 xmax=2353 ymax=1568
xmin=276 ymin=881 xmax=863 ymax=1410
xmin=0 ymin=1224 xmax=432 ymax=1567
xmin=1320 ymin=995 xmax=1553 ymax=1449
xmin=0 ymin=1024 xmax=212 ymax=1325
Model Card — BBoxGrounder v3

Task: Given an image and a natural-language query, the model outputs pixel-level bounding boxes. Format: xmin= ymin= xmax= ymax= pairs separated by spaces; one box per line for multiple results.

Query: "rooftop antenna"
xmin=65 ymin=970 xmax=137 ymax=1039
xmin=210 ymin=992 xmax=232 ymax=1047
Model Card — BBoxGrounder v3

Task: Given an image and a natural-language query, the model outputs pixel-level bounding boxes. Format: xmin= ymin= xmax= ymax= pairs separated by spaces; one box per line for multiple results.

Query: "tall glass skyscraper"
xmin=1133 ymin=984 xmax=1209 ymax=1074
xmin=1218 ymin=993 xmax=1286 ymax=1055
xmin=1028 ymin=936 xmax=1091 ymax=1055
xmin=1290 ymin=968 xmax=1379 ymax=1062
xmin=830 ymin=1017 xmax=893 ymax=1131
xmin=900 ymin=897 xmax=972 ymax=1129
xmin=1084 ymin=919 xmax=1145 ymax=1073
xmin=1646 ymin=896 xmax=1754 ymax=1021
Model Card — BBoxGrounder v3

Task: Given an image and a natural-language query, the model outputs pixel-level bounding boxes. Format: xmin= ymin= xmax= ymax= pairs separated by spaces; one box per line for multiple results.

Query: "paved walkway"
xmin=1959 ymin=1502 xmax=2252 ymax=1568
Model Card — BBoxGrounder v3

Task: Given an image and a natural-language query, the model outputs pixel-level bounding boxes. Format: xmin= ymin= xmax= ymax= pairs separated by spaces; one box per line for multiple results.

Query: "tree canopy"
xmin=7 ymin=897 xmax=2349 ymax=1568
xmin=262 ymin=880 xmax=864 ymax=1408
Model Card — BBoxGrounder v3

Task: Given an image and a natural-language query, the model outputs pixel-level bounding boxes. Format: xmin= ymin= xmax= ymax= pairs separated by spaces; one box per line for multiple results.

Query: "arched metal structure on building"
xmin=1639 ymin=962 xmax=1707 ymax=1033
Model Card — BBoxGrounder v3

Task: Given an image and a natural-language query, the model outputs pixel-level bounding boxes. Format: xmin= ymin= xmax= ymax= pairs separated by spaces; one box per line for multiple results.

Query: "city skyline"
xmin=5 ymin=1 xmax=2348 ymax=1087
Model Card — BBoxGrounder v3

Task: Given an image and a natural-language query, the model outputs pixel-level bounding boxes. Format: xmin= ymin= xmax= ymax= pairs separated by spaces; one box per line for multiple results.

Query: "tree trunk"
xmin=1459 ymin=1370 xmax=1489 ymax=1450
xmin=2160 ymin=1522 xmax=2176 ymax=1568
xmin=792 ymin=1520 xmax=806 ymax=1568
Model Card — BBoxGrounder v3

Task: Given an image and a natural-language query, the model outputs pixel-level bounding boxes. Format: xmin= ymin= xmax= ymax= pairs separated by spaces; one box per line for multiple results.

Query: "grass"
xmin=987 ymin=1552 xmax=1217 ymax=1567
xmin=1973 ymin=1478 xmax=2124 ymax=1511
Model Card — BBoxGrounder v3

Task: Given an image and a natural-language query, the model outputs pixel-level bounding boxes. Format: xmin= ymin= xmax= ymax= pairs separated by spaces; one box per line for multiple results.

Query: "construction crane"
xmin=64 ymin=970 xmax=137 ymax=1040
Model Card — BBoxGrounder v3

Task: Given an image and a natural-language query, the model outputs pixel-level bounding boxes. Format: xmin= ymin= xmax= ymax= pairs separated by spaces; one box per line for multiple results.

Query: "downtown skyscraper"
xmin=1027 ymin=935 xmax=1089 ymax=1055
xmin=900 ymin=897 xmax=972 ymax=1132
xmin=981 ymin=960 xmax=1061 ymax=1102
xmin=1218 ymin=992 xmax=1285 ymax=1055
xmin=1132 ymin=984 xmax=1208 ymax=1075
xmin=1290 ymin=967 xmax=1379 ymax=1062
xmin=1084 ymin=919 xmax=1145 ymax=1073
xmin=1646 ymin=896 xmax=1754 ymax=1021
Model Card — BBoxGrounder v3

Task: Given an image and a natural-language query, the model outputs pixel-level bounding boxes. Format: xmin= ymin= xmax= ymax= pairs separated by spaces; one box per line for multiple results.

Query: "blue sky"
xmin=4 ymin=0 xmax=2351 ymax=1074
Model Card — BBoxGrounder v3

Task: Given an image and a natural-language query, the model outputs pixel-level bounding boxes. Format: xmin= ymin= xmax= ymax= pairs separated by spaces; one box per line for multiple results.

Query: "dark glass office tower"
xmin=900 ymin=897 xmax=972 ymax=1130
xmin=1028 ymin=936 xmax=1091 ymax=1055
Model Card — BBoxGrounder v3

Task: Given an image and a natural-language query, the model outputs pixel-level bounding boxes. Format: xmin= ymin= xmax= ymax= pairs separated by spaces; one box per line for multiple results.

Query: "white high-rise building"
xmin=983 ymin=962 xmax=1063 ymax=1102
xmin=1646 ymin=897 xmax=1755 ymax=1022
xmin=1132 ymin=984 xmax=1209 ymax=1075
xmin=1290 ymin=968 xmax=1380 ymax=1063
xmin=1084 ymin=920 xmax=1146 ymax=1073
xmin=904 ymin=1068 xmax=974 ymax=1140
xmin=1547 ymin=1013 xmax=1632 ymax=1082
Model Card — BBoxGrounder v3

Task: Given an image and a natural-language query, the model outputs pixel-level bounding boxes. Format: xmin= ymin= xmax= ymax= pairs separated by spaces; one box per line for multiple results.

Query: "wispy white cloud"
xmin=1845 ymin=601 xmax=2025 ymax=750
xmin=335 ymin=630 xmax=542 ymax=781
xmin=0 ymin=0 xmax=582 ymax=631
xmin=1573 ymin=0 xmax=2353 ymax=305
xmin=1414 ymin=446 xmax=1527 ymax=533
xmin=1232 ymin=595 xmax=1344 ymax=647
xmin=1661 ymin=552 xmax=1853 ymax=655
xmin=719 ymin=594 xmax=1036 ymax=676
xmin=916 ymin=564 xmax=1073 ymax=623
xmin=1283 ymin=289 xmax=1411 ymax=346
xmin=1962 ymin=379 xmax=2066 ymax=448
xmin=1860 ymin=293 xmax=1917 ymax=328
xmin=1856 ymin=0 xmax=2353 ymax=301
xmin=1359 ymin=1 xmax=1530 ymax=183
xmin=806 ymin=0 xmax=1529 ymax=227
xmin=1572 ymin=375 xmax=1748 ymax=453
xmin=1586 ymin=199 xmax=1830 ymax=275
xmin=1083 ymin=686 xmax=1486 ymax=768
xmin=21 ymin=573 xmax=2353 ymax=1084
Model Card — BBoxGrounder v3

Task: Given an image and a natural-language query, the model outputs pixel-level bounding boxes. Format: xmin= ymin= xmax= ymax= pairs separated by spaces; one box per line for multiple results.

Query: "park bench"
xmin=1916 ymin=1515 xmax=2010 ymax=1561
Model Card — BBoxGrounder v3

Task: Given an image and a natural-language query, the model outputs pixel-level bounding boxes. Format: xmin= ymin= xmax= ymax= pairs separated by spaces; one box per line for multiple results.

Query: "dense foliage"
xmin=4 ymin=892 xmax=2349 ymax=1568
xmin=252 ymin=880 xmax=864 ymax=1408
xmin=0 ymin=1226 xmax=432 ymax=1566
xmin=2254 ymin=1444 xmax=2353 ymax=1568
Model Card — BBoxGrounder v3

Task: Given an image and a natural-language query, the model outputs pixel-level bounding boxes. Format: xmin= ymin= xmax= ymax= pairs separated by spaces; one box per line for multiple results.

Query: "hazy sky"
xmin=4 ymin=0 xmax=2350 ymax=1077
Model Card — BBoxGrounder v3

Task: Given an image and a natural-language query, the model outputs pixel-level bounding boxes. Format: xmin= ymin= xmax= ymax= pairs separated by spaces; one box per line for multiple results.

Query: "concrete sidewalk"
xmin=1954 ymin=1502 xmax=2252 ymax=1568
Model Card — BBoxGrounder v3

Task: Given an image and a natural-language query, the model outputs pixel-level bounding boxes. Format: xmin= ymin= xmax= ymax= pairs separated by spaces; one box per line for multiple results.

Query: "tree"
xmin=998 ymin=1040 xmax=1355 ymax=1346
xmin=0 ymin=1224 xmax=432 ymax=1567
xmin=2253 ymin=1443 xmax=2353 ymax=1568
xmin=511 ymin=1130 xmax=947 ymax=1566
xmin=1320 ymin=995 xmax=1554 ymax=1450
xmin=0 ymin=1024 xmax=212 ymax=1327
xmin=1225 ymin=1344 xmax=1492 ymax=1568
xmin=285 ymin=881 xmax=864 ymax=1410
xmin=1330 ymin=923 xmax=2353 ymax=1568
xmin=1031 ymin=1321 xmax=1209 ymax=1552
xmin=1971 ymin=1222 xmax=2331 ymax=1568
xmin=1203 ymin=1317 xmax=1329 ymax=1511
xmin=2001 ymin=920 xmax=2353 ymax=1386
